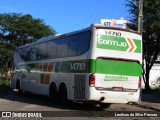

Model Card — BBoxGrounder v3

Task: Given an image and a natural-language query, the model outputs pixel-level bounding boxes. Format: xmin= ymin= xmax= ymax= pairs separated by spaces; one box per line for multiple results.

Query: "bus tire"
xmin=49 ymin=83 xmax=58 ymax=103
xmin=59 ymin=84 xmax=68 ymax=106
xmin=99 ymin=103 xmax=111 ymax=109
xmin=16 ymin=80 xmax=23 ymax=95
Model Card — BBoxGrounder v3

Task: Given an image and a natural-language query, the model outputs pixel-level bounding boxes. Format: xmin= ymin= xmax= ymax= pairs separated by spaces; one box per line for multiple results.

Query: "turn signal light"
xmin=89 ymin=73 xmax=95 ymax=87
xmin=138 ymin=77 xmax=141 ymax=88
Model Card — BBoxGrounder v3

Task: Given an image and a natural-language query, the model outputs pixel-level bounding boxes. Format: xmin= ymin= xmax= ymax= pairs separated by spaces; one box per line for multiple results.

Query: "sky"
xmin=0 ymin=0 xmax=130 ymax=34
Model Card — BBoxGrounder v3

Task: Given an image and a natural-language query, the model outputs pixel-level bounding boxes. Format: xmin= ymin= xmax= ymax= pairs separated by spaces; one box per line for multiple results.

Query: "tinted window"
xmin=13 ymin=50 xmax=20 ymax=66
xmin=29 ymin=45 xmax=38 ymax=61
xmin=78 ymin=31 xmax=91 ymax=55
xmin=37 ymin=43 xmax=46 ymax=60
xmin=69 ymin=35 xmax=78 ymax=57
xmin=17 ymin=31 xmax=91 ymax=61
xmin=57 ymin=37 xmax=69 ymax=58
xmin=46 ymin=40 xmax=57 ymax=59
xmin=19 ymin=47 xmax=30 ymax=61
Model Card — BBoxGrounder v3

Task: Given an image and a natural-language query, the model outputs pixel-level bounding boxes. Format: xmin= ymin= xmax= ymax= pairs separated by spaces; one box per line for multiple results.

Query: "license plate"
xmin=113 ymin=87 xmax=123 ymax=91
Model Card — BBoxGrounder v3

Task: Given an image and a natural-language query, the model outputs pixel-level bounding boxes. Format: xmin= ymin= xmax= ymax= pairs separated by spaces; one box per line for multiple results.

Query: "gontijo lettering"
xmin=97 ymin=35 xmax=141 ymax=53
xmin=98 ymin=39 xmax=127 ymax=47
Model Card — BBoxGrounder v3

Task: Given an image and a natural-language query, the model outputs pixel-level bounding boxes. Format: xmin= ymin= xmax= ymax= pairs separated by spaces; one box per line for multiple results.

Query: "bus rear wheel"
xmin=59 ymin=85 xmax=68 ymax=106
xmin=49 ymin=83 xmax=58 ymax=103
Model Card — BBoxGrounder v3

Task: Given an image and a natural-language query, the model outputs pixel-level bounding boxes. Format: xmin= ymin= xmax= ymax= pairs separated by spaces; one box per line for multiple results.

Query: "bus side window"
xmin=13 ymin=50 xmax=20 ymax=67
xmin=78 ymin=31 xmax=91 ymax=55
xmin=57 ymin=37 xmax=69 ymax=58
xmin=29 ymin=45 xmax=38 ymax=61
xmin=19 ymin=47 xmax=29 ymax=61
xmin=69 ymin=35 xmax=78 ymax=57
xmin=37 ymin=43 xmax=47 ymax=60
xmin=46 ymin=39 xmax=57 ymax=59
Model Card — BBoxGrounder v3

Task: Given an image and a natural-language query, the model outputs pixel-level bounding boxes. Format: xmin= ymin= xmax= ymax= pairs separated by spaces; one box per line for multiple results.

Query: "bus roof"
xmin=91 ymin=24 xmax=139 ymax=34
xmin=18 ymin=24 xmax=139 ymax=49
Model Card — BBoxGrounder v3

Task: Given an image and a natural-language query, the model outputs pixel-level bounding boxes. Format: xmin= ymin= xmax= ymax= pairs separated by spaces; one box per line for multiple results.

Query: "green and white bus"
xmin=11 ymin=24 xmax=142 ymax=108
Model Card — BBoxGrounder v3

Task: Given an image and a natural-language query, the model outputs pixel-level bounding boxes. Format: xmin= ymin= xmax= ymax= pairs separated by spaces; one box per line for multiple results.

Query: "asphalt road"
xmin=0 ymin=90 xmax=159 ymax=120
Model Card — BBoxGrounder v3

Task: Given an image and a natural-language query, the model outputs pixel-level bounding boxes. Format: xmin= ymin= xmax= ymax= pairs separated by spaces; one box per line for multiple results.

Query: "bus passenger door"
xmin=17 ymin=65 xmax=30 ymax=91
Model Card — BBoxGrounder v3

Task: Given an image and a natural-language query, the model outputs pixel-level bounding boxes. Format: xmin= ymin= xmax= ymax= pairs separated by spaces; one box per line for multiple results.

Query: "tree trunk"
xmin=145 ymin=69 xmax=150 ymax=92
xmin=4 ymin=68 xmax=9 ymax=81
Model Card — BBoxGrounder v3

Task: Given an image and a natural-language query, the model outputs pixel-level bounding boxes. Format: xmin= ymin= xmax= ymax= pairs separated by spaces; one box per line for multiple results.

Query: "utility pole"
xmin=138 ymin=0 xmax=143 ymax=35
xmin=130 ymin=0 xmax=143 ymax=35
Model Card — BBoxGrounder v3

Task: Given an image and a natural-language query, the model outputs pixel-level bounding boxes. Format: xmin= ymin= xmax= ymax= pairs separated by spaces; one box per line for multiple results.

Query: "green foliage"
xmin=126 ymin=0 xmax=160 ymax=91
xmin=0 ymin=13 xmax=56 ymax=46
xmin=0 ymin=13 xmax=56 ymax=74
xmin=0 ymin=75 xmax=10 ymax=85
xmin=125 ymin=0 xmax=139 ymax=29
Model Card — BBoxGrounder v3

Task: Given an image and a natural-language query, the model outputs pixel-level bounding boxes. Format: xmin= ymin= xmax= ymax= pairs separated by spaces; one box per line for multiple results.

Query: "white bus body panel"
xmin=11 ymin=25 xmax=142 ymax=104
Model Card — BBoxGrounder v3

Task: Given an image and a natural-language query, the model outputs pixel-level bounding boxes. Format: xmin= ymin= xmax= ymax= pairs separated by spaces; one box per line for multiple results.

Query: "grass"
xmin=0 ymin=76 xmax=10 ymax=85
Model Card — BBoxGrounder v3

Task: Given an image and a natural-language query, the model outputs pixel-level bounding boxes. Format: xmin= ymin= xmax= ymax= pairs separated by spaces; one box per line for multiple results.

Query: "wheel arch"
xmin=16 ymin=79 xmax=20 ymax=89
xmin=59 ymin=82 xmax=67 ymax=91
xmin=58 ymin=82 xmax=69 ymax=98
xmin=49 ymin=82 xmax=58 ymax=95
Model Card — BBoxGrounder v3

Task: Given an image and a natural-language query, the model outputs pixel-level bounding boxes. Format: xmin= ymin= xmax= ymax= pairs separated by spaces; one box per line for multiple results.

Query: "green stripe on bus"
xmin=22 ymin=59 xmax=141 ymax=77
xmin=55 ymin=60 xmax=90 ymax=73
xmin=54 ymin=59 xmax=141 ymax=77
xmin=94 ymin=59 xmax=141 ymax=76
xmin=40 ymin=63 xmax=48 ymax=84
xmin=133 ymin=39 xmax=142 ymax=53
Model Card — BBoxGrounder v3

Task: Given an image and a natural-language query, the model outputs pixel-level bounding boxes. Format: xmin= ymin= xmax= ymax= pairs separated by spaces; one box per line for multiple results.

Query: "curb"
xmin=130 ymin=102 xmax=160 ymax=112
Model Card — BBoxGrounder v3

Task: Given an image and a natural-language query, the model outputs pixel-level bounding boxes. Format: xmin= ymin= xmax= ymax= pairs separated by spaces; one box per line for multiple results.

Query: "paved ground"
xmin=140 ymin=92 xmax=160 ymax=111
xmin=0 ymin=90 xmax=159 ymax=120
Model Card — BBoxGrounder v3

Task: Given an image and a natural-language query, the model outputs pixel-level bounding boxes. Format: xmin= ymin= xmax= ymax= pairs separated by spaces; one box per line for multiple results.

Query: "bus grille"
xmin=74 ymin=75 xmax=86 ymax=99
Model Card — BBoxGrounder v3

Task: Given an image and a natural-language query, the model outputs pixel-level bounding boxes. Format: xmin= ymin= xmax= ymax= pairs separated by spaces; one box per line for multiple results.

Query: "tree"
xmin=0 ymin=13 xmax=56 ymax=79
xmin=126 ymin=0 xmax=160 ymax=91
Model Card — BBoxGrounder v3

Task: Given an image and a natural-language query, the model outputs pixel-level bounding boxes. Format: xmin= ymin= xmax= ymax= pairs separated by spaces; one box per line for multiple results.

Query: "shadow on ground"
xmin=0 ymin=90 xmax=105 ymax=111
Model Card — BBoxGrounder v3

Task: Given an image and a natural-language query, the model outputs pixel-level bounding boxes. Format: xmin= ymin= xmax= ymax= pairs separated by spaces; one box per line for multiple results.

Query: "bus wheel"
xmin=99 ymin=103 xmax=111 ymax=109
xmin=16 ymin=80 xmax=23 ymax=95
xmin=59 ymin=85 xmax=68 ymax=106
xmin=49 ymin=83 xmax=58 ymax=103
